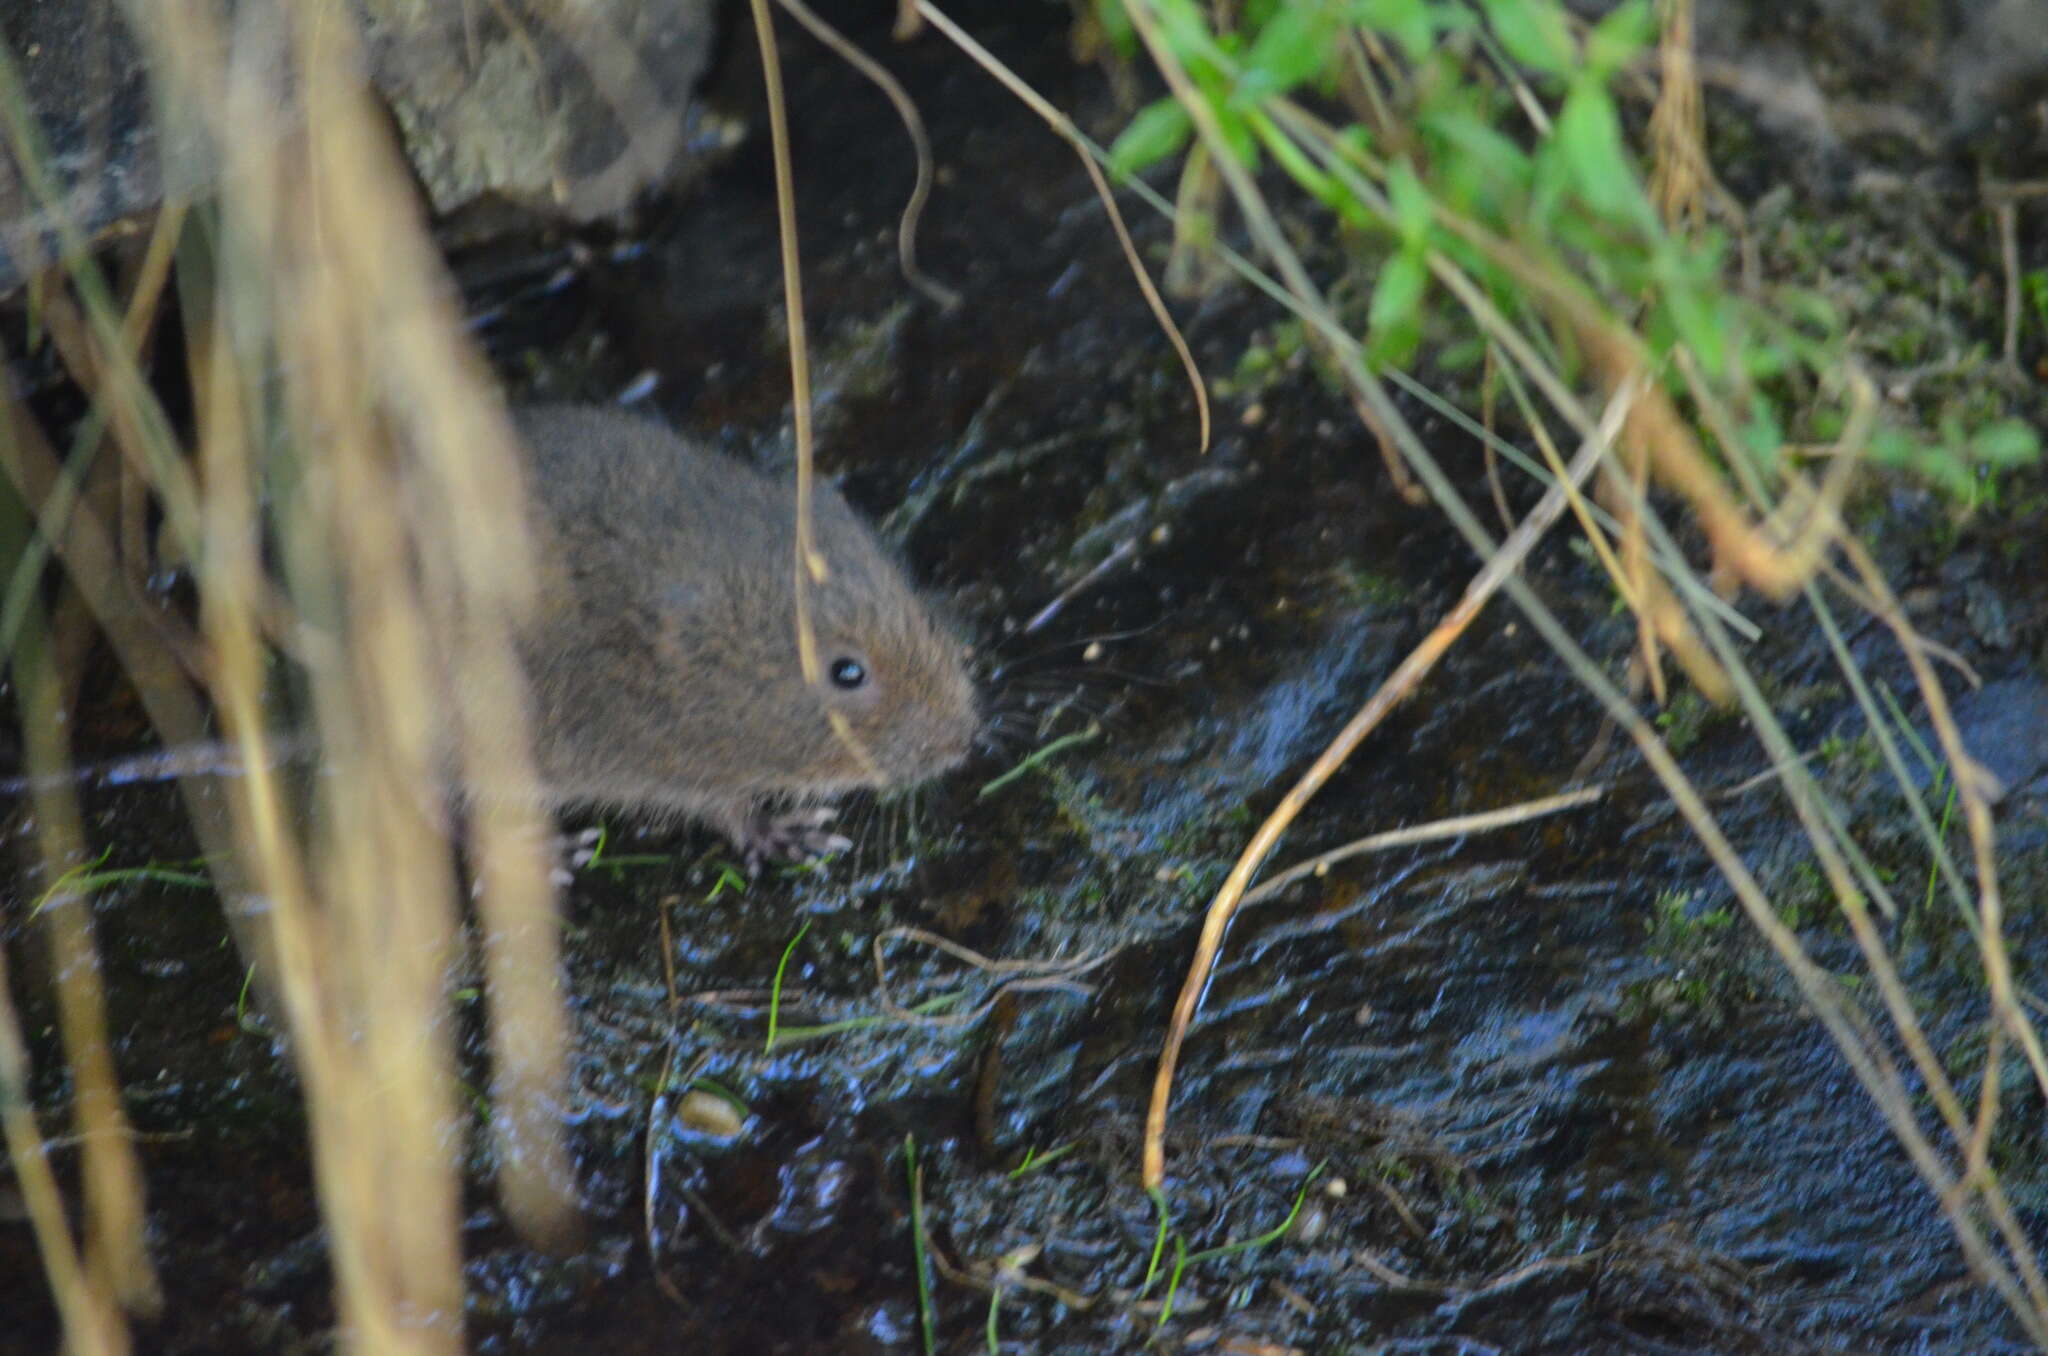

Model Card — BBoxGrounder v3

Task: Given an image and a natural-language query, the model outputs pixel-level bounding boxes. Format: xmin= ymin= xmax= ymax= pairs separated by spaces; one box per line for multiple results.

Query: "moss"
xmin=1654 ymin=689 xmax=1720 ymax=755
xmin=1621 ymin=889 xmax=1764 ymax=1029
xmin=1330 ymin=559 xmax=1409 ymax=608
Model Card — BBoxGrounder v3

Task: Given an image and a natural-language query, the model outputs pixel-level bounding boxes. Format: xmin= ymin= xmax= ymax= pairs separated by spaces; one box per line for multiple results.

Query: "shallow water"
xmin=4 ymin=3 xmax=2047 ymax=1353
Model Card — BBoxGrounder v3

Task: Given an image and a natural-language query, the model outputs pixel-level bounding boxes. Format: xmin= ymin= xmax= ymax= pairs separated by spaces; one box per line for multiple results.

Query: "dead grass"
xmin=1 ymin=3 xmax=583 ymax=1349
xmin=0 ymin=1 xmax=2040 ymax=1349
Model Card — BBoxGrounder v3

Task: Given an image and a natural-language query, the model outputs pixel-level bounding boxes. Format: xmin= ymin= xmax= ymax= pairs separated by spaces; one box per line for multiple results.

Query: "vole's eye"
xmin=829 ymin=657 xmax=868 ymax=690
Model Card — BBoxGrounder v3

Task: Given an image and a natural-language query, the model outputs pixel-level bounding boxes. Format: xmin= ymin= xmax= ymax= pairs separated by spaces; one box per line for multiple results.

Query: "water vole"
xmin=513 ymin=404 xmax=979 ymax=863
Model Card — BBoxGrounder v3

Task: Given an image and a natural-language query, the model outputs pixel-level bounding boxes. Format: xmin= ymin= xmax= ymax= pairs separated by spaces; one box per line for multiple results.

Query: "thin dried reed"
xmin=1 ymin=3 xmax=583 ymax=1348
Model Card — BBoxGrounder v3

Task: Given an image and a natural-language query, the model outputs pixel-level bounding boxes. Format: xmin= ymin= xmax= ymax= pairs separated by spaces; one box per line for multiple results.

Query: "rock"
xmin=1940 ymin=676 xmax=2048 ymax=803
xmin=0 ymin=0 xmax=727 ymax=294
xmin=360 ymin=0 xmax=731 ymax=220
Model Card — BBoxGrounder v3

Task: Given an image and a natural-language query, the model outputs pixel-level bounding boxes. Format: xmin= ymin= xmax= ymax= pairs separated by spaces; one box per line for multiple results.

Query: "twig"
xmin=1023 ymin=538 xmax=1138 ymax=635
xmin=1994 ymin=196 xmax=2021 ymax=372
xmin=869 ymin=926 xmax=1111 ymax=1026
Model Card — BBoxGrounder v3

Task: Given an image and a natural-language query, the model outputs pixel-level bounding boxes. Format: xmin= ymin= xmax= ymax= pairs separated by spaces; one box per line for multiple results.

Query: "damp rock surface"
xmin=3 ymin=3 xmax=2047 ymax=1353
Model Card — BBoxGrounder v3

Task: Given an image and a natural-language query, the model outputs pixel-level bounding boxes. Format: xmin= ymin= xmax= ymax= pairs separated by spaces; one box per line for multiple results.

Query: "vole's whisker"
xmin=984 ymin=619 xmax=1164 ymax=683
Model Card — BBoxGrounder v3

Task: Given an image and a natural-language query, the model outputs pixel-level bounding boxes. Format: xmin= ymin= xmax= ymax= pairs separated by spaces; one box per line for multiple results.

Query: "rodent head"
xmin=793 ymin=561 xmax=981 ymax=792
xmin=651 ymin=486 xmax=980 ymax=802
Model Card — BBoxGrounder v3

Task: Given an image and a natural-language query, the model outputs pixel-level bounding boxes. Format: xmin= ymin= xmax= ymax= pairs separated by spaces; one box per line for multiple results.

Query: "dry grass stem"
xmin=773 ymin=0 xmax=961 ymax=309
xmin=1142 ymin=377 xmax=1636 ymax=1189
xmin=18 ymin=2 xmax=588 ymax=1342
xmin=747 ymin=0 xmax=890 ymax=782
xmin=1241 ymin=786 xmax=1610 ymax=908
xmin=913 ymin=1 xmax=1213 ymax=457
xmin=869 ymin=926 xmax=1111 ymax=1026
xmin=1076 ymin=8 xmax=2048 ymax=1333
xmin=0 ymin=0 xmax=2039 ymax=1344
xmin=16 ymin=637 xmax=162 ymax=1318
xmin=0 ymin=941 xmax=131 ymax=1354
xmin=1647 ymin=0 xmax=1705 ymax=227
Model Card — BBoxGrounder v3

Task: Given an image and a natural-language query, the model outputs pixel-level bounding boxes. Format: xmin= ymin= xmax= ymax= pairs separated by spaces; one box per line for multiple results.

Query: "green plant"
xmin=1099 ymin=0 xmax=2036 ymax=501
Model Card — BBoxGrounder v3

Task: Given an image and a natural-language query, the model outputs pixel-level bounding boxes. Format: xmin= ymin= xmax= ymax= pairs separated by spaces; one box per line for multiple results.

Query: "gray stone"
xmin=360 ymin=0 xmax=729 ymax=219
xmin=0 ymin=0 xmax=726 ymax=293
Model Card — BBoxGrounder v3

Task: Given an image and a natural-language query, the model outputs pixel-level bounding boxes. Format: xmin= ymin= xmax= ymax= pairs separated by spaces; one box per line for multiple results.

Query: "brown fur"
xmin=513 ymin=404 xmax=978 ymax=855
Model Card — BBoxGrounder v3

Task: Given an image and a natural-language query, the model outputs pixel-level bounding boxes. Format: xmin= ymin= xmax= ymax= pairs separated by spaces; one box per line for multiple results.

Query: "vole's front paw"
xmin=552 ymin=827 xmax=606 ymax=884
xmin=468 ymin=825 xmax=602 ymax=899
xmin=736 ymin=806 xmax=852 ymax=873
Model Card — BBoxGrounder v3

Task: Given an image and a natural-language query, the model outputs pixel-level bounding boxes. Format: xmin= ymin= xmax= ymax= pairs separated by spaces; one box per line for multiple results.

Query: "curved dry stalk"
xmin=1102 ymin=7 xmax=2048 ymax=1333
xmin=772 ymin=0 xmax=960 ymax=309
xmin=0 ymin=948 xmax=131 ymax=1355
xmin=1842 ymin=533 xmax=2048 ymax=1101
xmin=1241 ymin=785 xmax=1609 ymax=908
xmin=748 ymin=0 xmax=887 ymax=782
xmin=1671 ymin=345 xmax=1874 ymax=586
xmin=912 ymin=1 xmax=1212 ymax=455
xmin=869 ymin=926 xmax=1112 ymax=1027
xmin=1143 ymin=380 xmax=1634 ymax=1190
xmin=747 ymin=0 xmax=822 ymax=608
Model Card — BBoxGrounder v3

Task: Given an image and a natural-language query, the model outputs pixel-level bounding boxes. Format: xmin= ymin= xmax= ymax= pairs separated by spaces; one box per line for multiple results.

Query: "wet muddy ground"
xmin=4 ymin=5 xmax=2048 ymax=1353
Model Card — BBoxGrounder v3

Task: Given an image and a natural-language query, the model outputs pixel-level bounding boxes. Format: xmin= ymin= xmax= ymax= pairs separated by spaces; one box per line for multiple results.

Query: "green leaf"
xmin=1913 ymin=442 xmax=1974 ymax=497
xmin=1741 ymin=337 xmax=1794 ymax=380
xmin=2023 ymin=268 xmax=2048 ymax=332
xmin=1806 ymin=406 xmax=1846 ymax=441
xmin=1152 ymin=0 xmax=1221 ymax=64
xmin=1243 ymin=0 xmax=1284 ymax=28
xmin=1439 ymin=337 xmax=1487 ymax=370
xmin=1091 ymin=0 xmax=1137 ymax=59
xmin=1970 ymin=418 xmax=2042 ymax=466
xmin=1654 ymin=244 xmax=1728 ymax=376
xmin=1240 ymin=0 xmax=1338 ymax=100
xmin=1352 ymin=0 xmax=1436 ymax=60
xmin=1554 ymin=79 xmax=1654 ymax=230
xmin=1423 ymin=107 xmax=1533 ymax=182
xmin=1777 ymin=286 xmax=1842 ymax=341
xmin=1367 ymin=250 xmax=1429 ymax=367
xmin=1250 ymin=108 xmax=1344 ymax=215
xmin=1660 ymin=283 xmax=1727 ymax=377
xmin=1477 ymin=0 xmax=1574 ymax=74
xmin=1740 ymin=395 xmax=1782 ymax=469
xmin=1868 ymin=426 xmax=1922 ymax=469
xmin=1387 ymin=158 xmax=1432 ymax=248
xmin=1109 ymin=98 xmax=1193 ymax=176
xmin=1213 ymin=102 xmax=1260 ymax=168
xmin=1585 ymin=0 xmax=1655 ymax=76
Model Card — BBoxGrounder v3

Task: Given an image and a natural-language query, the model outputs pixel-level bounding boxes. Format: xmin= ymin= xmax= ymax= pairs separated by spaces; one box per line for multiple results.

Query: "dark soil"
xmin=4 ymin=2 xmax=2047 ymax=1353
